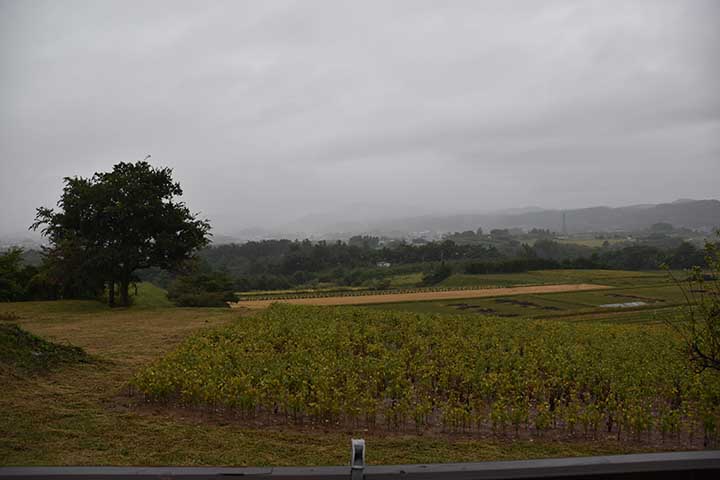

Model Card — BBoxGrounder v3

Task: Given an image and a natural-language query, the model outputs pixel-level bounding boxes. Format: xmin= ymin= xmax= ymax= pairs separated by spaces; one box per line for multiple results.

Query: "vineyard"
xmin=132 ymin=304 xmax=720 ymax=446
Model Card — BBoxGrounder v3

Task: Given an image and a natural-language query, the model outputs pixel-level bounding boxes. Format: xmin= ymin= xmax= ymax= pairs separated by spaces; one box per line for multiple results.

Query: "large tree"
xmin=32 ymin=161 xmax=210 ymax=306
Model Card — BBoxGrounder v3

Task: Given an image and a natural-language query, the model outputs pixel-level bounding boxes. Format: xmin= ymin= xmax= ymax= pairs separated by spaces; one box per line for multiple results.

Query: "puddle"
xmin=599 ymin=301 xmax=647 ymax=308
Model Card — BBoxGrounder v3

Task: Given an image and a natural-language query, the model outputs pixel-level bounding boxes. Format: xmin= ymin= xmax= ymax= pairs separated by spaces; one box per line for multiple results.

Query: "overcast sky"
xmin=1 ymin=0 xmax=718 ymax=236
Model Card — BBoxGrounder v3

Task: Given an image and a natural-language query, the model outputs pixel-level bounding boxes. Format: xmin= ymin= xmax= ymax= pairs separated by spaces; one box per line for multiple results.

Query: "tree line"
xmin=150 ymin=237 xmax=710 ymax=291
xmin=2 ymin=224 xmax=712 ymax=302
xmin=0 ymin=158 xmax=714 ymax=303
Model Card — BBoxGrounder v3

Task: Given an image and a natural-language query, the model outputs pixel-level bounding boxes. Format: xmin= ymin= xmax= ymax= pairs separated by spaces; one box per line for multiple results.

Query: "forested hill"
xmin=366 ymin=199 xmax=720 ymax=235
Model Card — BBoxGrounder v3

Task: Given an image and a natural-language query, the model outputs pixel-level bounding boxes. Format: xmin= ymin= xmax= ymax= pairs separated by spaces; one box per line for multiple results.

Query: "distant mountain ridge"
xmin=208 ymin=199 xmax=720 ymax=243
xmin=365 ymin=199 xmax=720 ymax=235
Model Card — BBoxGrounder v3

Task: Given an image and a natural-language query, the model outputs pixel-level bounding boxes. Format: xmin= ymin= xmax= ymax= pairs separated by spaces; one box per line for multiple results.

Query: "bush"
xmin=667 ymin=237 xmax=720 ymax=372
xmin=366 ymin=278 xmax=391 ymax=290
xmin=0 ymin=248 xmax=40 ymax=301
xmin=167 ymin=270 xmax=239 ymax=307
xmin=421 ymin=263 xmax=452 ymax=285
xmin=169 ymin=291 xmax=235 ymax=307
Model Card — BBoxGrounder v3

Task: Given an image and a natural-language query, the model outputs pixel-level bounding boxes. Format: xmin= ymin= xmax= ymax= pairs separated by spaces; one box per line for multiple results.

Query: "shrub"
xmin=421 ymin=263 xmax=452 ymax=285
xmin=167 ymin=270 xmax=239 ymax=307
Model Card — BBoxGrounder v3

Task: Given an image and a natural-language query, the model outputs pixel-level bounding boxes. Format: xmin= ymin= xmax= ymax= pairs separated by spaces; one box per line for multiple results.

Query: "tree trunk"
xmin=108 ymin=280 xmax=116 ymax=307
xmin=119 ymin=276 xmax=130 ymax=306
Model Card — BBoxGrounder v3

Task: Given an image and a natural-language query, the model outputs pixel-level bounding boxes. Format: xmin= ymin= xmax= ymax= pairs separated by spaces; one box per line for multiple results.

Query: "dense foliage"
xmin=6 ymin=236 xmax=711 ymax=300
xmin=31 ymin=161 xmax=211 ymax=306
xmin=669 ymin=239 xmax=720 ymax=372
xmin=421 ymin=263 xmax=453 ymax=285
xmin=133 ymin=304 xmax=720 ymax=445
xmin=0 ymin=249 xmax=39 ymax=301
xmin=166 ymin=268 xmax=239 ymax=307
xmin=187 ymin=239 xmax=709 ymax=291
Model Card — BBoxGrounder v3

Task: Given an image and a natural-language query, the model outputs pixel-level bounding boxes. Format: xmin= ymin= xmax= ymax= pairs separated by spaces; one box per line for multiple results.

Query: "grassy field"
xmin=389 ymin=272 xmax=424 ymax=287
xmin=133 ymin=282 xmax=175 ymax=308
xmin=439 ymin=269 xmax=672 ymax=289
xmin=0 ymin=283 xmax=698 ymax=466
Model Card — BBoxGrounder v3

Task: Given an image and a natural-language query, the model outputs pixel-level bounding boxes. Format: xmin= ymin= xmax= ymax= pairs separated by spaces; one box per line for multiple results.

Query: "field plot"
xmin=232 ymin=283 xmax=609 ymax=308
xmin=439 ymin=270 xmax=672 ymax=289
xmin=133 ymin=304 xmax=720 ymax=448
xmin=366 ymin=284 xmax=686 ymax=321
xmin=234 ymin=271 xmax=668 ymax=304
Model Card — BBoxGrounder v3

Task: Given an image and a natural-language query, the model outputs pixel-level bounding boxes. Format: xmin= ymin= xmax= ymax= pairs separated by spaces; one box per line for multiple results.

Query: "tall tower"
xmin=562 ymin=212 xmax=567 ymax=236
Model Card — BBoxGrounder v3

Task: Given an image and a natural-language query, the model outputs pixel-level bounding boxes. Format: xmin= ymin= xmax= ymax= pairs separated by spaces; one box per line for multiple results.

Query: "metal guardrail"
xmin=1 ymin=450 xmax=719 ymax=479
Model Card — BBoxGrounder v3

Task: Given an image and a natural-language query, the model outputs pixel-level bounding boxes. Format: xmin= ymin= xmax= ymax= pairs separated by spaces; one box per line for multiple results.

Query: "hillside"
xmin=365 ymin=199 xmax=720 ymax=236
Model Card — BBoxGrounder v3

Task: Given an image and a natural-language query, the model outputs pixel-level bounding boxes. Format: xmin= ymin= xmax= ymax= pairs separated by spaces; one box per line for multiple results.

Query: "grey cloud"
xmin=1 ymin=0 xmax=718 ymax=237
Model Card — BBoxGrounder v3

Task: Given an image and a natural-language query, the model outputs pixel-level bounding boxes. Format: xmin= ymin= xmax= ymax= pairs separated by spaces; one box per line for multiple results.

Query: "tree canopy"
xmin=32 ymin=161 xmax=210 ymax=306
xmin=669 ymin=235 xmax=720 ymax=372
xmin=0 ymin=248 xmax=38 ymax=302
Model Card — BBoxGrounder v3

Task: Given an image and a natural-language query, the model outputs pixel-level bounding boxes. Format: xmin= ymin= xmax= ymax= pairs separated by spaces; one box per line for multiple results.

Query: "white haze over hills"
xmin=219 ymin=198 xmax=720 ymax=242
xmin=3 ymin=198 xmax=718 ymax=248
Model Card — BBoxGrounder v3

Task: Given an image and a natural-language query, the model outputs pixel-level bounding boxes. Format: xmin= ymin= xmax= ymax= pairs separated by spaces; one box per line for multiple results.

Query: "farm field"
xmin=133 ymin=304 xmax=720 ymax=450
xmin=0 ymin=268 xmax=709 ymax=466
xmin=232 ymin=283 xmax=609 ymax=309
xmin=364 ymin=284 xmax=686 ymax=320
xmin=438 ymin=269 xmax=672 ymax=289
xmin=1 ymin=298 xmax=679 ymax=466
xmin=237 ymin=285 xmax=369 ymax=298
xmin=232 ymin=270 xmax=680 ymax=318
xmin=235 ymin=270 xmax=675 ymax=303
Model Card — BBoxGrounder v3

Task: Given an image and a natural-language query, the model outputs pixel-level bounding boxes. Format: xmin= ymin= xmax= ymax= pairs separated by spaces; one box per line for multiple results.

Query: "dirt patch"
xmin=445 ymin=304 xmax=513 ymax=315
xmin=124 ymin=396 xmax=708 ymax=452
xmin=232 ymin=284 xmax=610 ymax=309
xmin=494 ymin=298 xmax=562 ymax=311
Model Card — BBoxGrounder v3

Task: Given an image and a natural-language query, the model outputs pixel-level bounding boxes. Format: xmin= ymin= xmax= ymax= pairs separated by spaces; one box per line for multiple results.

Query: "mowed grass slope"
xmin=0 ymin=323 xmax=90 ymax=375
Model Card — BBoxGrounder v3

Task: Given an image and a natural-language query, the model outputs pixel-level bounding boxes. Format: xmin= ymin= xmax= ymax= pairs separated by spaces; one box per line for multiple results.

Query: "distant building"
xmin=376 ymin=261 xmax=391 ymax=268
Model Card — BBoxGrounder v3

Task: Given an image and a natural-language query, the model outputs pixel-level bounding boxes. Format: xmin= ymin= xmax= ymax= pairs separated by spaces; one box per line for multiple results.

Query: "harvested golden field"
xmin=232 ymin=283 xmax=610 ymax=309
